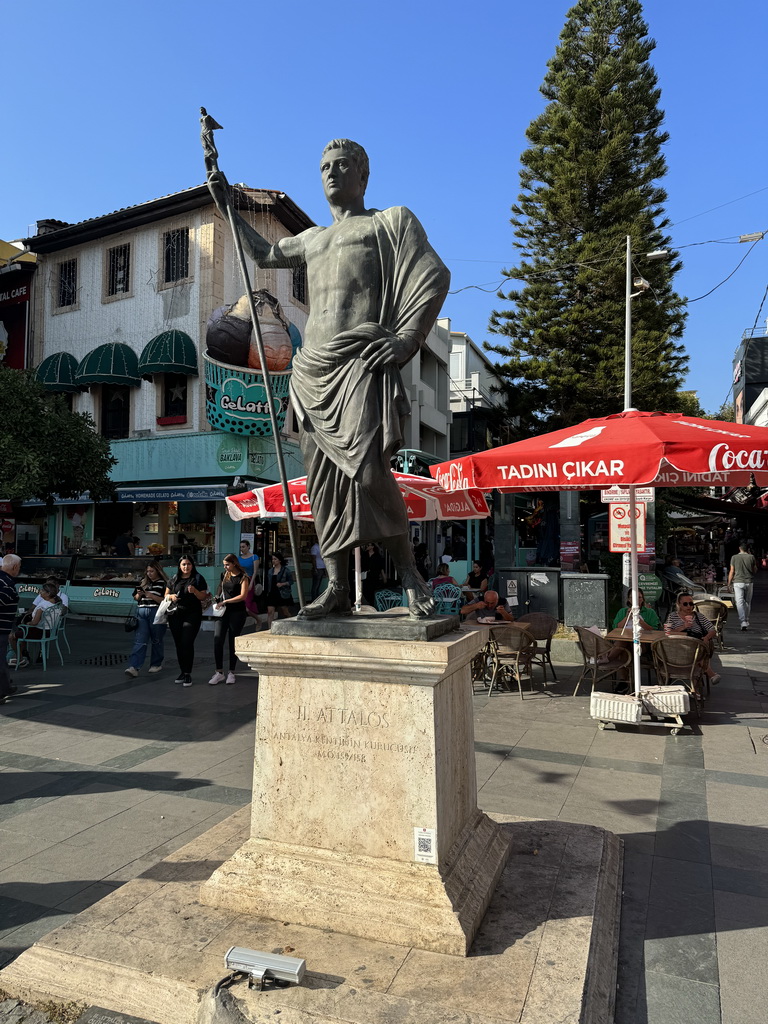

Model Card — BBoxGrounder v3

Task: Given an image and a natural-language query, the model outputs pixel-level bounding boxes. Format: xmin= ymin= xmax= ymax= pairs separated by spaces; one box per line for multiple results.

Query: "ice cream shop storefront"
xmin=17 ymin=430 xmax=303 ymax=617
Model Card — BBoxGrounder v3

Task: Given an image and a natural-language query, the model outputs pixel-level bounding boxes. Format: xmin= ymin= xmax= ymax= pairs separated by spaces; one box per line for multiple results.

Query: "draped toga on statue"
xmin=279 ymin=206 xmax=450 ymax=557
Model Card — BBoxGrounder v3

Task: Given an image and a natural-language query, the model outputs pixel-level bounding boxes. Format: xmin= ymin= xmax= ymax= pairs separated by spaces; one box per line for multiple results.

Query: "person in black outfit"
xmin=362 ymin=542 xmax=386 ymax=607
xmin=165 ymin=556 xmax=209 ymax=687
xmin=209 ymin=553 xmax=249 ymax=686
xmin=267 ymin=553 xmax=294 ymax=625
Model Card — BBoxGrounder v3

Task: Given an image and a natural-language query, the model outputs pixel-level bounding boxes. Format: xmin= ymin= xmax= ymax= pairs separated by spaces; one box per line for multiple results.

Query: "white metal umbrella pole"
xmin=624 ymin=234 xmax=642 ymax=695
xmin=628 ymin=485 xmax=642 ymax=696
xmin=200 ymin=108 xmax=304 ymax=609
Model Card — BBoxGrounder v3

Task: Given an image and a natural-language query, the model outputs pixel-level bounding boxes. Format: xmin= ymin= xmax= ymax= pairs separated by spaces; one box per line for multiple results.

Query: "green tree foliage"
xmin=0 ymin=366 xmax=116 ymax=505
xmin=487 ymin=0 xmax=688 ymax=436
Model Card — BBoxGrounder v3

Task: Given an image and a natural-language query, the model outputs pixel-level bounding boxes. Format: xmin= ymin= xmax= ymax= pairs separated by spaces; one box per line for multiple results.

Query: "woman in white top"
xmin=9 ymin=582 xmax=63 ymax=668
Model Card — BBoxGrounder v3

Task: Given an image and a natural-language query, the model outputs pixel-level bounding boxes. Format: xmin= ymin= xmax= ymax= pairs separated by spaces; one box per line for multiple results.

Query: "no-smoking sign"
xmin=608 ymin=502 xmax=646 ymax=552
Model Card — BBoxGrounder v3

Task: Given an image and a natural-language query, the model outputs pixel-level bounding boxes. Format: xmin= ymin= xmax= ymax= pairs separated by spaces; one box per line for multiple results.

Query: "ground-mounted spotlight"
xmin=223 ymin=946 xmax=306 ymax=990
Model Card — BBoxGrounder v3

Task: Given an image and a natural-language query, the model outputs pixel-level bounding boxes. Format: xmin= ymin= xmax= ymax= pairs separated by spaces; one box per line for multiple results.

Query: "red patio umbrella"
xmin=430 ymin=410 xmax=768 ymax=494
xmin=226 ymin=473 xmax=490 ymax=611
xmin=226 ymin=473 xmax=490 ymax=523
xmin=430 ymin=409 xmax=768 ymax=697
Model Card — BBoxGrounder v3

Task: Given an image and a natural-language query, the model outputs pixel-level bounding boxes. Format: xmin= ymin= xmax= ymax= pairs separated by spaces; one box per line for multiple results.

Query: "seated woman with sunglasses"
xmin=664 ymin=593 xmax=720 ymax=687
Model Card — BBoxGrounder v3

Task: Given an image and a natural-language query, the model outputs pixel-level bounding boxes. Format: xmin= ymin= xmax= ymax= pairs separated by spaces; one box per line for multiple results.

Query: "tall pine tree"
xmin=487 ymin=0 xmax=687 ymax=437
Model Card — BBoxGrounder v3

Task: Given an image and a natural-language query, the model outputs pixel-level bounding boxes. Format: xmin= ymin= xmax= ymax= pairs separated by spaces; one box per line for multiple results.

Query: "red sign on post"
xmin=608 ymin=502 xmax=646 ymax=552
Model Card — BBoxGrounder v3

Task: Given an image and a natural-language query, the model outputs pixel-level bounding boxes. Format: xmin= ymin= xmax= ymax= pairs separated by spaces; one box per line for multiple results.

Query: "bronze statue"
xmin=206 ymin=139 xmax=450 ymax=619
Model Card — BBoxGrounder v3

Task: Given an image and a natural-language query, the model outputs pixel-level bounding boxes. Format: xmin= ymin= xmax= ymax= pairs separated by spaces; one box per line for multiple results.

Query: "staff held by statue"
xmin=199 ymin=107 xmax=304 ymax=609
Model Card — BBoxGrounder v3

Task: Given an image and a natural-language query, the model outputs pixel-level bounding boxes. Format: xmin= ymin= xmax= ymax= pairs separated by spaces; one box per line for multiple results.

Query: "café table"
xmin=605 ymin=627 xmax=667 ymax=687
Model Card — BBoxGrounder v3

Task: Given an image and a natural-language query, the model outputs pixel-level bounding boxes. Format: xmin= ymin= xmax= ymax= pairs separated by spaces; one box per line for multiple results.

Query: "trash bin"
xmin=496 ymin=568 xmax=561 ymax=619
xmin=561 ymin=573 xmax=610 ymax=629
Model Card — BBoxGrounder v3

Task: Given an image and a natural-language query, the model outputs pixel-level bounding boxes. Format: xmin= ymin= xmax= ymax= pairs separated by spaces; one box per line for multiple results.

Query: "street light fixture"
xmin=624 ymin=237 xmax=670 ymax=410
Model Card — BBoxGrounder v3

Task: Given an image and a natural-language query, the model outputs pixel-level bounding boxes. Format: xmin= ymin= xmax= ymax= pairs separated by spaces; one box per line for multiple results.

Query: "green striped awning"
xmin=36 ymin=352 xmax=82 ymax=393
xmin=138 ymin=330 xmax=198 ymax=379
xmin=75 ymin=343 xmax=141 ymax=388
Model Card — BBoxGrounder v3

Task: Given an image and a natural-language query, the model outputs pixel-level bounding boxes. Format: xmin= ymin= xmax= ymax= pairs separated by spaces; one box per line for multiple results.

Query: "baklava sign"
xmin=203 ymin=290 xmax=300 ymax=438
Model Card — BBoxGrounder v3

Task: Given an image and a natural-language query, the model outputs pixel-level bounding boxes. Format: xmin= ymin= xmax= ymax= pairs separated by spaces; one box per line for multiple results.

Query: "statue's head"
xmin=320 ymin=139 xmax=369 ymax=201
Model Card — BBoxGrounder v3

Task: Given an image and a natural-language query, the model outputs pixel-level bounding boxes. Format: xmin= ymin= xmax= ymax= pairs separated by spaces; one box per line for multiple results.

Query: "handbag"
xmin=211 ymin=595 xmax=226 ymax=618
xmin=124 ymin=603 xmax=138 ymax=633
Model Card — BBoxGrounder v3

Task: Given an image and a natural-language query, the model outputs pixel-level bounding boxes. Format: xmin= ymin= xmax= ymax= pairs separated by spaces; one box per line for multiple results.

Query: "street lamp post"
xmin=624 ymin=236 xmax=669 ymax=695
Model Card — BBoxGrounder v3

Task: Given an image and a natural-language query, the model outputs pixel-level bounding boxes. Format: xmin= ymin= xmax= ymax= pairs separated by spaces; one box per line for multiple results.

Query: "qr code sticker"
xmin=414 ymin=827 xmax=437 ymax=863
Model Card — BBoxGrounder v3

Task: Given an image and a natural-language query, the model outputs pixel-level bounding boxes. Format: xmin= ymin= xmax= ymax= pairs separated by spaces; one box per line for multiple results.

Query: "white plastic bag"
xmin=153 ymin=595 xmax=174 ymax=625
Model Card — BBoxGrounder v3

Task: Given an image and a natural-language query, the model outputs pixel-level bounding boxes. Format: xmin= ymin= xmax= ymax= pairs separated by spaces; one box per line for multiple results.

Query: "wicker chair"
xmin=651 ymin=636 xmax=709 ymax=712
xmin=374 ymin=589 xmax=404 ymax=611
xmin=693 ymin=598 xmax=727 ymax=651
xmin=517 ymin=612 xmax=558 ymax=682
xmin=487 ymin=624 xmax=538 ymax=699
xmin=432 ymin=582 xmax=462 ymax=615
xmin=573 ymin=626 xmax=631 ymax=697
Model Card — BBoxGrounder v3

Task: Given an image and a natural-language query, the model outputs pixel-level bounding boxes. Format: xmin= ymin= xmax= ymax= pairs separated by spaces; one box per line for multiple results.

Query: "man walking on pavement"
xmin=0 ymin=553 xmax=21 ymax=703
xmin=728 ymin=540 xmax=758 ymax=630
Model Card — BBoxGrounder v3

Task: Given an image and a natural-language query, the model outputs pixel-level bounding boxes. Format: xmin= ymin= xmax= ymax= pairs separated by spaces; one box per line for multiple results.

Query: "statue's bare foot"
xmin=401 ymin=569 xmax=435 ymax=619
xmin=296 ymin=585 xmax=352 ymax=620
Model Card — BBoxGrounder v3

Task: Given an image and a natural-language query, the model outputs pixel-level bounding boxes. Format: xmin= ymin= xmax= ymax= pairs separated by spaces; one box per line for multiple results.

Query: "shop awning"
xmin=138 ymin=330 xmax=198 ymax=379
xmin=35 ymin=352 xmax=82 ymax=393
xmin=76 ymin=343 xmax=141 ymax=388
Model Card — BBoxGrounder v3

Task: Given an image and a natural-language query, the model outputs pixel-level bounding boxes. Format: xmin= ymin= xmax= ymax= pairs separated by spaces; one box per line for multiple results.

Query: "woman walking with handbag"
xmin=267 ymin=553 xmax=294 ymax=626
xmin=209 ymin=553 xmax=249 ymax=685
xmin=125 ymin=561 xmax=169 ymax=678
xmin=165 ymin=557 xmax=210 ymax=687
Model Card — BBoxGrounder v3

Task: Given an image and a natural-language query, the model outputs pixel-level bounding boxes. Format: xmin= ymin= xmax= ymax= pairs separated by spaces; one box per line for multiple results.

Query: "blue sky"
xmin=3 ymin=0 xmax=766 ymax=414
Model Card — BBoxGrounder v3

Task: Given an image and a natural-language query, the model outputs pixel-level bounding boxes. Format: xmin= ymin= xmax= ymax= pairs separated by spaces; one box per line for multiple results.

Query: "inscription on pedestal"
xmin=260 ymin=703 xmax=420 ymax=762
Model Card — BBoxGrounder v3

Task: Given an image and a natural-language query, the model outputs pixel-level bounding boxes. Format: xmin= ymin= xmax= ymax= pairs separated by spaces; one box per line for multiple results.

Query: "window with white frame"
xmin=163 ymin=228 xmax=190 ymax=284
xmin=105 ymin=243 xmax=131 ymax=298
xmin=56 ymin=258 xmax=78 ymax=309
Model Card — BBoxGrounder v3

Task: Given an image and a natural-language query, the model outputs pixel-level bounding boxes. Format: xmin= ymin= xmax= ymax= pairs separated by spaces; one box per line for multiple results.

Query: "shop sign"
xmin=117 ymin=485 xmax=228 ymax=502
xmin=216 ymin=437 xmax=246 ymax=472
xmin=17 ymin=583 xmax=41 ymax=596
xmin=0 ymin=501 xmax=13 ymax=514
xmin=0 ymin=282 xmax=29 ymax=306
xmin=608 ymin=502 xmax=646 ymax=552
xmin=638 ymin=572 xmax=663 ymax=602
xmin=204 ymin=353 xmax=291 ymax=438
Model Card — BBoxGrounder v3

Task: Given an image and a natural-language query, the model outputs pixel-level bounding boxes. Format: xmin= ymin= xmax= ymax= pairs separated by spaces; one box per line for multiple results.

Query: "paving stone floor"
xmin=2 ymin=589 xmax=768 ymax=1024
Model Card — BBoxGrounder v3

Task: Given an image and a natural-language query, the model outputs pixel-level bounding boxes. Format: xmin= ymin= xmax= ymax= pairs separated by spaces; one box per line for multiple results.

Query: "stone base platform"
xmin=0 ymin=808 xmax=623 ymax=1024
xmin=270 ymin=606 xmax=459 ymax=641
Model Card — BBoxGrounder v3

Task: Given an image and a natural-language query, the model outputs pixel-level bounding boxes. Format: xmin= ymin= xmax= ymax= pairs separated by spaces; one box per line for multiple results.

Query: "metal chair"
xmin=375 ymin=589 xmax=404 ymax=611
xmin=517 ymin=612 xmax=558 ymax=682
xmin=14 ymin=605 xmax=65 ymax=671
xmin=573 ymin=626 xmax=631 ymax=697
xmin=432 ymin=582 xmax=462 ymax=615
xmin=57 ymin=585 xmax=72 ymax=653
xmin=693 ymin=598 xmax=727 ymax=651
xmin=487 ymin=624 xmax=538 ymax=699
xmin=651 ymin=636 xmax=709 ymax=713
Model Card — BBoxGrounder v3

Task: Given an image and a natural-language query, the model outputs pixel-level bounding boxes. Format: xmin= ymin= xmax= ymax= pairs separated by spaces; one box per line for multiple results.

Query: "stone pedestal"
xmin=200 ymin=630 xmax=511 ymax=955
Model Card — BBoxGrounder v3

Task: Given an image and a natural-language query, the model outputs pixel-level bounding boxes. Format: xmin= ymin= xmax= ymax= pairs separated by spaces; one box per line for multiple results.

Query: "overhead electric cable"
xmin=687 ymin=238 xmax=763 ymax=303
xmin=671 ymin=184 xmax=768 ymax=227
